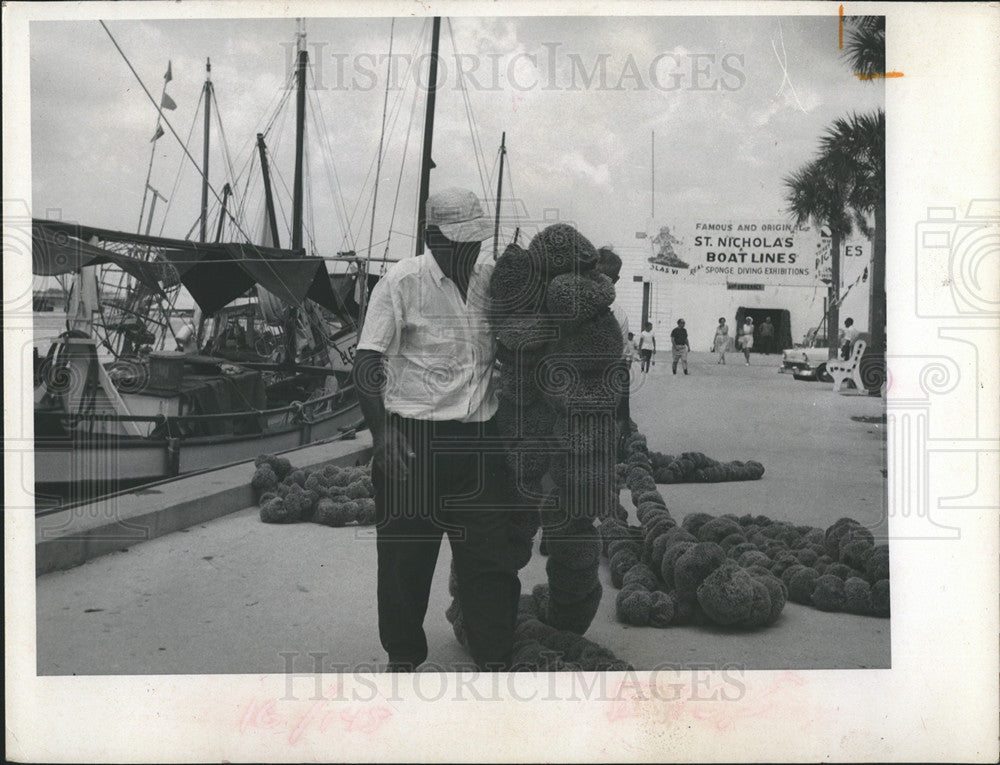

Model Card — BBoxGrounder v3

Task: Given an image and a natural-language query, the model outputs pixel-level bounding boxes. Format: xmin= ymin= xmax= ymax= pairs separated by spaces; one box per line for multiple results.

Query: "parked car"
xmin=780 ymin=328 xmax=834 ymax=382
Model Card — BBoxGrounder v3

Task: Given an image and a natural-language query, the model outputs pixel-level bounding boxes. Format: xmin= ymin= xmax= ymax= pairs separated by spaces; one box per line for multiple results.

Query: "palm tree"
xmin=821 ymin=110 xmax=886 ymax=363
xmin=842 ymin=16 xmax=887 ymax=387
xmin=843 ymin=16 xmax=885 ymax=80
xmin=785 ymin=157 xmax=854 ymax=360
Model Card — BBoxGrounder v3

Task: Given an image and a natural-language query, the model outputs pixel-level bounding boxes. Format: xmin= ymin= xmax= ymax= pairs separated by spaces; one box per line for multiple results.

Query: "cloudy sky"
xmin=30 ymin=13 xmax=883 ymax=270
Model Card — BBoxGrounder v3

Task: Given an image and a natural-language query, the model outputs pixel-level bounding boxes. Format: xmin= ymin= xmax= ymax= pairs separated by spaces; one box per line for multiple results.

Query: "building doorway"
xmin=735 ymin=307 xmax=792 ymax=355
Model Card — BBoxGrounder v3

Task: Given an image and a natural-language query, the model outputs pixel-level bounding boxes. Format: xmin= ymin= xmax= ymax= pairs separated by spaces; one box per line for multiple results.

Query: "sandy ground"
xmin=36 ymin=351 xmax=890 ymax=674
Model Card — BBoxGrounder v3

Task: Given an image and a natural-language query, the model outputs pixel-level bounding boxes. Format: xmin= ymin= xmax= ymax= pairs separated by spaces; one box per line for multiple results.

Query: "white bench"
xmin=827 ymin=339 xmax=867 ymax=393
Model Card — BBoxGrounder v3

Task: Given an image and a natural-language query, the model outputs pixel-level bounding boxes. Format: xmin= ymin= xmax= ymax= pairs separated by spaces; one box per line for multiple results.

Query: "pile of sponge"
xmin=251 ymin=453 xmax=376 ymax=527
xmin=598 ymin=432 xmax=890 ymax=629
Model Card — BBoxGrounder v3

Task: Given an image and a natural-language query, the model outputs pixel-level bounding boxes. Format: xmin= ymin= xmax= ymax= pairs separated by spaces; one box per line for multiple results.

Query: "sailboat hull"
xmin=34 ymin=394 xmax=363 ymax=507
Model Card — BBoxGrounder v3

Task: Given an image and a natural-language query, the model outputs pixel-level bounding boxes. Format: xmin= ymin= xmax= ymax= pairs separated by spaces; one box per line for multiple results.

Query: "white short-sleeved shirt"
xmin=357 ymin=253 xmax=498 ymax=422
xmin=611 ymin=303 xmax=631 ymax=357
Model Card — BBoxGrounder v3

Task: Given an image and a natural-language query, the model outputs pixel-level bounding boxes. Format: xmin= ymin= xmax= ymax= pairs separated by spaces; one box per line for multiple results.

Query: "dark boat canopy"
xmin=158 ymin=242 xmax=342 ymax=316
xmin=33 ymin=219 xmax=346 ymax=318
xmin=32 ymin=221 xmax=167 ymax=297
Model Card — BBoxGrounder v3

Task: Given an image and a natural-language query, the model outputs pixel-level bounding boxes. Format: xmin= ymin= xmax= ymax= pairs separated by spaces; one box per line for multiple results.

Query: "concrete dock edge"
xmin=35 ymin=432 xmax=373 ymax=575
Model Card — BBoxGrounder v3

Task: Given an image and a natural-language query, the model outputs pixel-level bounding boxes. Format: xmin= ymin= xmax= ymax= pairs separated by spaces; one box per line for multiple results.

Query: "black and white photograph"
xmin=5 ymin=1 xmax=998 ymax=762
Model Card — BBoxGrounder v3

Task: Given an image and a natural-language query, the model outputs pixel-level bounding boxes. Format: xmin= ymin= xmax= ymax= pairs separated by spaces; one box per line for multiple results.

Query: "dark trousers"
xmin=373 ymin=415 xmax=520 ymax=671
xmin=613 ymin=358 xmax=632 ymax=459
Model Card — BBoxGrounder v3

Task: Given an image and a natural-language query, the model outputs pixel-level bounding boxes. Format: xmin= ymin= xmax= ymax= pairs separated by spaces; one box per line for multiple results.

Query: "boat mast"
xmin=199 ymin=58 xmax=212 ymax=243
xmin=414 ymin=16 xmax=441 ymax=257
xmin=292 ymin=24 xmax=308 ymax=252
xmin=256 ymin=134 xmax=281 ymax=248
xmin=492 ymin=131 xmax=506 ymax=260
xmin=145 ymin=185 xmax=168 ymax=236
xmin=214 ymin=183 xmax=232 ymax=243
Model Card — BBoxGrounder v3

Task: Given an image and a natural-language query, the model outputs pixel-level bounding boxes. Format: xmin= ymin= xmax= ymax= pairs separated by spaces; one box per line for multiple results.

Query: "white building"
xmin=610 ymin=235 xmax=871 ymax=349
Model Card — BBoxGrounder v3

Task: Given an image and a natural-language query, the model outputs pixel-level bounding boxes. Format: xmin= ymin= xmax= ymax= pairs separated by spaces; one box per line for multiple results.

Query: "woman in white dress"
xmin=738 ymin=317 xmax=755 ymax=365
xmin=712 ymin=317 xmax=730 ymax=364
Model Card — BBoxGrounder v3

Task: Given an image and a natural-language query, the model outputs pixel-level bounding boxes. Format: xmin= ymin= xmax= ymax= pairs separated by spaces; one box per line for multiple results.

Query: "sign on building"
xmin=645 ymin=220 xmax=829 ymax=286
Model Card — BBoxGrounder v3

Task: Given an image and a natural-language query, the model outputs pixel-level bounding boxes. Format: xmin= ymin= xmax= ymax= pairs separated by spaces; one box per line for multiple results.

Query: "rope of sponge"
xmin=646 ymin=449 xmax=765 ymax=484
xmin=598 ymin=431 xmax=889 ymax=628
xmin=487 ymin=225 xmax=625 ymax=637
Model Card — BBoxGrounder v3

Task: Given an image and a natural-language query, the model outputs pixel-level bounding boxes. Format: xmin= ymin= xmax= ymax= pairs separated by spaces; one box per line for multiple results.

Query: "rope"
xmin=233 ymin=143 xmax=258 ymax=237
xmin=137 ymin=75 xmax=170 ymax=234
xmin=223 ymin=65 xmax=297 ymax=237
xmin=157 ymin=91 xmax=204 ymax=237
xmin=343 ymin=18 xmax=428 ymax=258
xmin=99 ymin=17 xmax=306 ymax=308
xmin=212 ymin=90 xmax=239 ymax=198
xmin=211 ymin=88 xmax=243 ymax=238
xmin=304 ymin=138 xmax=320 ymax=256
xmin=306 ymin=86 xmax=354 ymax=251
xmin=446 ymin=18 xmax=491 ymax=210
xmin=829 ymin=256 xmax=871 ymax=310
xmin=267 ymin=159 xmax=295 ymax=247
xmin=100 ymin=22 xmax=239 ymax=236
xmin=382 ymin=74 xmax=421 ymax=269
xmin=367 ymin=18 xmax=396 ymax=278
xmin=503 ymin=150 xmax=521 ymax=245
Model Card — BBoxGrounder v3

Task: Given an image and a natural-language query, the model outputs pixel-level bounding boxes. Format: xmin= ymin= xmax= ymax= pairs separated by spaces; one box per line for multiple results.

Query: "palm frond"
xmin=820 ymin=109 xmax=885 ymax=214
xmin=783 ymin=158 xmax=853 ymax=237
xmin=844 ymin=15 xmax=885 ymax=80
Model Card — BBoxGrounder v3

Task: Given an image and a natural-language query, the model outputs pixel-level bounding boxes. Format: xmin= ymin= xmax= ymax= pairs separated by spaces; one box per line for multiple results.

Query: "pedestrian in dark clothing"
xmin=759 ymin=316 xmax=775 ymax=355
xmin=670 ymin=319 xmax=690 ymax=375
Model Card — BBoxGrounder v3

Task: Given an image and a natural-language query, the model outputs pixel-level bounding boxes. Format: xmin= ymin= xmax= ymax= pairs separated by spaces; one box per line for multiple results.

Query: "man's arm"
xmin=353 ymin=349 xmax=413 ymax=480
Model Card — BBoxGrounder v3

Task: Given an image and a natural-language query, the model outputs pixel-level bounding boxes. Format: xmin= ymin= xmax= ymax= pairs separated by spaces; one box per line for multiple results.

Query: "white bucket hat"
xmin=425 ymin=187 xmax=494 ymax=243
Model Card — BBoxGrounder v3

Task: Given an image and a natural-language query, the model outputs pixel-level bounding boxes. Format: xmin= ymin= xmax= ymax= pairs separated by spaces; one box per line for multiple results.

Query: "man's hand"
xmin=373 ymin=424 xmax=415 ymax=482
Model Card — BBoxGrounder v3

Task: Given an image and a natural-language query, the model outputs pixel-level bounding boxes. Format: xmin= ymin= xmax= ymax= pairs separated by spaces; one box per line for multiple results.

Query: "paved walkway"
xmin=36 ymin=352 xmax=889 ymax=674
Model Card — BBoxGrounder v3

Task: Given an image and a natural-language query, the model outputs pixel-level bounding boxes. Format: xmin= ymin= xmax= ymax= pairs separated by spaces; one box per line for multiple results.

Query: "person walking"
xmin=354 ymin=187 xmax=520 ymax=672
xmin=712 ymin=317 xmax=729 ymax=364
xmin=738 ymin=316 xmax=755 ymax=365
xmin=638 ymin=322 xmax=656 ymax=373
xmin=759 ymin=316 xmax=775 ymax=355
xmin=670 ymin=318 xmax=690 ymax=375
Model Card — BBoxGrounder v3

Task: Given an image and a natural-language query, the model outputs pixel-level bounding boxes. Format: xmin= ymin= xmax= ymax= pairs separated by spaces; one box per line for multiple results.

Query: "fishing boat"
xmin=32 ymin=17 xmax=515 ymax=509
xmin=32 ymin=29 xmax=366 ymax=507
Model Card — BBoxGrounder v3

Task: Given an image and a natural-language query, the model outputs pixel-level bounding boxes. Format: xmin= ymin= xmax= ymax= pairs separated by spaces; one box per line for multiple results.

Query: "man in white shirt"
xmin=353 ymin=187 xmax=520 ymax=672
